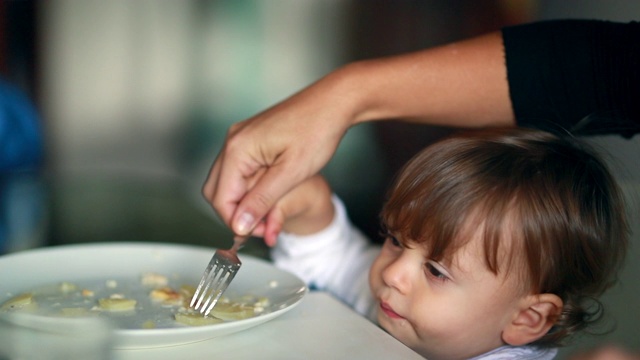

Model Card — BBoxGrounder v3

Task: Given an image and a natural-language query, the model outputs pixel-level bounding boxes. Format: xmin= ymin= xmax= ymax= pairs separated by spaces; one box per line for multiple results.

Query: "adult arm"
xmin=203 ymin=31 xmax=513 ymax=239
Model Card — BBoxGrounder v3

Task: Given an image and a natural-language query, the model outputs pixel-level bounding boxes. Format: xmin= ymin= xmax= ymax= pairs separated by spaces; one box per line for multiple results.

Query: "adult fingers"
xmin=229 ymin=159 xmax=305 ymax=236
xmin=202 ymin=149 xmax=249 ymax=230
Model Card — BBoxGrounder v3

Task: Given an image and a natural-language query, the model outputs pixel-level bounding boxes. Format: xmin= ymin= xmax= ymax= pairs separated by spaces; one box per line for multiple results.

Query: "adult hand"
xmin=202 ymin=69 xmax=353 ymax=245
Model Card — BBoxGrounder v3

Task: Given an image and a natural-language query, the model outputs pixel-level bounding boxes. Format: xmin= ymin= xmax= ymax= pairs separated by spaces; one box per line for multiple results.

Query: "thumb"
xmin=231 ymin=164 xmax=301 ymax=236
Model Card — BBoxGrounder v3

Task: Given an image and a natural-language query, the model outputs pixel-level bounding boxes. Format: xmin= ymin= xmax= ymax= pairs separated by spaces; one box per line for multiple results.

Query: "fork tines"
xmin=190 ymin=255 xmax=241 ymax=316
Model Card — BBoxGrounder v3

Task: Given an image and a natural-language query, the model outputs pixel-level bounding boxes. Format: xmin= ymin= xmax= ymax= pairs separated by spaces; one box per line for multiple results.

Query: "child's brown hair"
xmin=380 ymin=128 xmax=628 ymax=346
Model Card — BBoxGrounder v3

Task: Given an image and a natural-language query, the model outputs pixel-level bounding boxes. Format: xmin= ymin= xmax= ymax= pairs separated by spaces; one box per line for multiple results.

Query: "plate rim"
xmin=0 ymin=241 xmax=308 ymax=349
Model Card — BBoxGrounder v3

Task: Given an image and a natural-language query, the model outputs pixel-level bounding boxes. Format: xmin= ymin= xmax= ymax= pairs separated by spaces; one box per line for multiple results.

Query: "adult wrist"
xmin=337 ymin=58 xmax=413 ymax=126
xmin=327 ymin=60 xmax=387 ymax=128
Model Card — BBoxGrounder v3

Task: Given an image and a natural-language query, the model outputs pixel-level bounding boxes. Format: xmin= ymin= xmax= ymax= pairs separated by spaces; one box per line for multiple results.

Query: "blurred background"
xmin=0 ymin=0 xmax=638 ymax=357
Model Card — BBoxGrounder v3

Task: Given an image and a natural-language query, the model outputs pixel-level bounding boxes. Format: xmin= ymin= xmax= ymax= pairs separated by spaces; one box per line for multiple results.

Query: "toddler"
xmin=270 ymin=128 xmax=628 ymax=359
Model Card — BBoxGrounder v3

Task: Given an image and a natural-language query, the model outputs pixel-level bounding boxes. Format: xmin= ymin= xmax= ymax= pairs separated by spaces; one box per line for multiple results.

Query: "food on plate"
xmin=141 ymin=272 xmax=169 ymax=287
xmin=149 ymin=287 xmax=183 ymax=306
xmin=209 ymin=301 xmax=255 ymax=321
xmin=0 ymin=273 xmax=272 ymax=330
xmin=0 ymin=293 xmax=37 ymax=312
xmin=174 ymin=311 xmax=224 ymax=326
xmin=59 ymin=282 xmax=77 ymax=293
xmin=97 ymin=297 xmax=137 ymax=311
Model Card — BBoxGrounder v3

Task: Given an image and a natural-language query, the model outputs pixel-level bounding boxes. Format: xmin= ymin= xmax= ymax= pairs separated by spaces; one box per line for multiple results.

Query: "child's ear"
xmin=502 ymin=293 xmax=563 ymax=346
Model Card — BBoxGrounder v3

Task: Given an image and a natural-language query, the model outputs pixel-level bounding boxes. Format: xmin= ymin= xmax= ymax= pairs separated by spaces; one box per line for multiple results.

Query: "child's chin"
xmin=377 ymin=311 xmax=403 ymax=337
xmin=376 ymin=312 xmax=393 ymax=333
xmin=377 ymin=322 xmax=421 ymax=356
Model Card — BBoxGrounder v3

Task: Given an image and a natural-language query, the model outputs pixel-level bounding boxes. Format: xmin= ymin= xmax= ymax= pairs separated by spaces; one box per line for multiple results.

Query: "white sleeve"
xmin=272 ymin=195 xmax=379 ymax=319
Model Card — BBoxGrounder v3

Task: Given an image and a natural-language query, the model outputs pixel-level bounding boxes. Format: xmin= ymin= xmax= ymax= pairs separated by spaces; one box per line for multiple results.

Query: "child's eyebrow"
xmin=382 ymin=229 xmax=419 ymax=250
xmin=379 ymin=225 xmax=405 ymax=242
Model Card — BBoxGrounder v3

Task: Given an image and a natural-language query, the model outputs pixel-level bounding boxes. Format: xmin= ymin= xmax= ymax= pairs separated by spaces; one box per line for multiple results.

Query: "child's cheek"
xmin=369 ymin=253 xmax=389 ymax=294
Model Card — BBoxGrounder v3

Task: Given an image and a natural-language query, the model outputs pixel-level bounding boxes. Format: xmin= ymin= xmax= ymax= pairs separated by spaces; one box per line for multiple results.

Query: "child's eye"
xmin=425 ymin=262 xmax=449 ymax=282
xmin=388 ymin=236 xmax=401 ymax=247
xmin=380 ymin=227 xmax=402 ymax=248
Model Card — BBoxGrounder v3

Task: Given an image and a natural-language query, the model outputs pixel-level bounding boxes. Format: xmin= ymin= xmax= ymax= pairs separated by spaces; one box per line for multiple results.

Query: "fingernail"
xmin=235 ymin=212 xmax=255 ymax=235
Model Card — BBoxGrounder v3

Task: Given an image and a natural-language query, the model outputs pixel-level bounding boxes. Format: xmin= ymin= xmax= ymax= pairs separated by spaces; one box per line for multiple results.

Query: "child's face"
xmin=369 ymin=223 xmax=526 ymax=360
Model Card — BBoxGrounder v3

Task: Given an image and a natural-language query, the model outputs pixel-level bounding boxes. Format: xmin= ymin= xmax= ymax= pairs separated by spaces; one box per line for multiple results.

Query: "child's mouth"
xmin=380 ymin=301 xmax=404 ymax=319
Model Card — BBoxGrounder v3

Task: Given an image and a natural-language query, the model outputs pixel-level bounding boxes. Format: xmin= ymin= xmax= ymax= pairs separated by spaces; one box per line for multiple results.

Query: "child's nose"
xmin=381 ymin=254 xmax=413 ymax=294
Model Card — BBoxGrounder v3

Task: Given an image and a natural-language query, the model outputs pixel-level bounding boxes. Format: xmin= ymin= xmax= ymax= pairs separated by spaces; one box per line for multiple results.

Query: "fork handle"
xmin=231 ymin=235 xmax=249 ymax=252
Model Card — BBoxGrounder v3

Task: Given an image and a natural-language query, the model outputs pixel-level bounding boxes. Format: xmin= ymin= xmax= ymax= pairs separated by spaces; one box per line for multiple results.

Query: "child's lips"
xmin=380 ymin=301 xmax=404 ymax=319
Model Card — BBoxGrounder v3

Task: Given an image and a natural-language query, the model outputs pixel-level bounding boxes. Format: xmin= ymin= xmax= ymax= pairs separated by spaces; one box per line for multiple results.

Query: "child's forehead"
xmin=400 ymin=211 xmax=522 ymax=274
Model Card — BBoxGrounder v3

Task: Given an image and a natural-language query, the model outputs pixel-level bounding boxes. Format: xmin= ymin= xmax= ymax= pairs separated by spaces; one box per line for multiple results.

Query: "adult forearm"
xmin=336 ymin=31 xmax=515 ymax=129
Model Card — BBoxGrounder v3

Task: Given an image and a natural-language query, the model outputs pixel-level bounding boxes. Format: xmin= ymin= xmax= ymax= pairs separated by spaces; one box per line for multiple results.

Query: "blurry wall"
xmin=39 ymin=0 xmax=354 ymax=182
xmin=40 ymin=0 xmax=193 ymax=180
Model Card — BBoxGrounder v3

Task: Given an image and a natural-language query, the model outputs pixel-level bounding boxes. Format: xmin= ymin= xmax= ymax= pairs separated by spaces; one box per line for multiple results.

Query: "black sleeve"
xmin=502 ymin=19 xmax=640 ymax=138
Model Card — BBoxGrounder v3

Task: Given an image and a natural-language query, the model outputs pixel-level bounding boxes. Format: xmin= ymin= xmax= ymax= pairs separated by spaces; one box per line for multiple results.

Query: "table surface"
xmin=113 ymin=292 xmax=423 ymax=360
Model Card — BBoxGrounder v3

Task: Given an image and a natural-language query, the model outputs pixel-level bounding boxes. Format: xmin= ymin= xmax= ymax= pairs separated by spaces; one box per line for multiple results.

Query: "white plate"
xmin=0 ymin=242 xmax=307 ymax=349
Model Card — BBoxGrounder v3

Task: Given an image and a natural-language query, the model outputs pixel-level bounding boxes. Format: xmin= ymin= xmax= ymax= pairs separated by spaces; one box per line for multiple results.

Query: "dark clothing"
xmin=503 ymin=20 xmax=640 ymax=138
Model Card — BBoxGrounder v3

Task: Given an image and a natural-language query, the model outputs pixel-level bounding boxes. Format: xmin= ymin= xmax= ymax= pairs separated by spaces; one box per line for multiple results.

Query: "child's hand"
xmin=260 ymin=175 xmax=335 ymax=246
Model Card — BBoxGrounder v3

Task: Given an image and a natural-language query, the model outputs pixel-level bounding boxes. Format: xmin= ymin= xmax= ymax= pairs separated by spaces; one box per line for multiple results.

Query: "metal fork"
xmin=190 ymin=236 xmax=248 ymax=316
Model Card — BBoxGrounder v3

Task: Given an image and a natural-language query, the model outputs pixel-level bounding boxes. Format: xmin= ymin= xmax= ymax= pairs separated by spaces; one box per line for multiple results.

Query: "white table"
xmin=114 ymin=292 xmax=424 ymax=360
